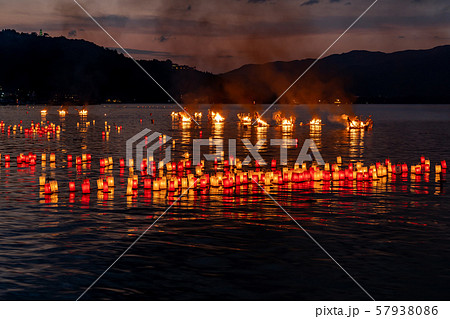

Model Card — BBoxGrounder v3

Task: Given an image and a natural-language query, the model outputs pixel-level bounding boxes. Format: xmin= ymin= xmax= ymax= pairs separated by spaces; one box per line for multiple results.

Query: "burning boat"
xmin=342 ymin=114 xmax=373 ymax=130
xmin=208 ymin=110 xmax=225 ymax=124
xmin=253 ymin=111 xmax=269 ymax=127
xmin=237 ymin=113 xmax=252 ymax=126
xmin=308 ymin=118 xmax=323 ymax=126
xmin=171 ymin=111 xmax=192 ymax=123
xmin=273 ymin=111 xmax=295 ymax=127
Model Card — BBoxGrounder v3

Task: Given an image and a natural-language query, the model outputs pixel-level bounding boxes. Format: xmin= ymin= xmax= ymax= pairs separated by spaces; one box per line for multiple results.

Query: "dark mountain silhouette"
xmin=1 ymin=29 xmax=449 ymax=105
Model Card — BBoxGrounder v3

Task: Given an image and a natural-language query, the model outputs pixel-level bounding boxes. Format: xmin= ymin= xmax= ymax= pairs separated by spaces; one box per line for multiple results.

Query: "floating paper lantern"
xmin=69 ymin=181 xmax=76 ymax=192
xmin=401 ymin=163 xmax=408 ymax=173
xmin=44 ymin=183 xmax=53 ymax=195
xmin=50 ymin=180 xmax=59 ymax=193
xmin=97 ymin=179 xmax=104 ymax=190
xmin=143 ymin=178 xmax=152 ymax=189
xmin=181 ymin=178 xmax=189 ymax=188
xmin=107 ymin=176 xmax=114 ymax=188
xmin=39 ymin=175 xmax=46 ymax=186
xmin=103 ymin=182 xmax=109 ymax=193
xmin=442 ymin=160 xmax=447 ymax=169
xmin=415 ymin=166 xmax=422 ymax=175
xmin=82 ymin=180 xmax=91 ymax=194
xmin=67 ymin=155 xmax=73 ymax=162
xmin=152 ymin=179 xmax=160 ymax=191
xmin=50 ymin=153 xmax=56 ymax=163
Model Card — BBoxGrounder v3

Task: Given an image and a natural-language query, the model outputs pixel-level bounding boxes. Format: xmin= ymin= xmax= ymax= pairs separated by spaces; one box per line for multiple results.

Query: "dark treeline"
xmin=0 ymin=29 xmax=449 ymax=105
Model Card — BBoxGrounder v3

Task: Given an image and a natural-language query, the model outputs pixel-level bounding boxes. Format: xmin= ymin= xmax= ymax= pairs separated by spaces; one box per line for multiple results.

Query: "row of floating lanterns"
xmin=33 ymin=151 xmax=446 ymax=197
xmin=0 ymin=120 xmax=61 ymax=136
xmin=40 ymin=109 xmax=88 ymax=117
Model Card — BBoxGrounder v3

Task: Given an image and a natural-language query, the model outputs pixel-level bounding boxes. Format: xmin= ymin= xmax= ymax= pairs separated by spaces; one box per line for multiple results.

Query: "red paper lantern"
xmin=103 ymin=182 xmax=109 ymax=193
xmin=441 ymin=160 xmax=447 ymax=169
xmin=67 ymin=155 xmax=73 ymax=162
xmin=401 ymin=163 xmax=408 ymax=173
xmin=44 ymin=183 xmax=52 ymax=195
xmin=223 ymin=178 xmax=232 ymax=188
xmin=415 ymin=166 xmax=422 ymax=175
xmin=82 ymin=180 xmax=90 ymax=194
xmin=69 ymin=181 xmax=76 ymax=192
xmin=144 ymin=178 xmax=152 ymax=189
xmin=119 ymin=159 xmax=125 ymax=167
xmin=356 ymin=172 xmax=363 ymax=181
xmin=271 ymin=159 xmax=276 ymax=168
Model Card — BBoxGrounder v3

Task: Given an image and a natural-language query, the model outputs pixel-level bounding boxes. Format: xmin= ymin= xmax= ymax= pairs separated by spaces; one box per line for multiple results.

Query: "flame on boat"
xmin=309 ymin=118 xmax=322 ymax=125
xmin=273 ymin=111 xmax=295 ymax=126
xmin=341 ymin=114 xmax=373 ymax=130
xmin=79 ymin=109 xmax=88 ymax=116
xmin=208 ymin=110 xmax=225 ymax=123
xmin=237 ymin=113 xmax=252 ymax=125
xmin=171 ymin=111 xmax=193 ymax=123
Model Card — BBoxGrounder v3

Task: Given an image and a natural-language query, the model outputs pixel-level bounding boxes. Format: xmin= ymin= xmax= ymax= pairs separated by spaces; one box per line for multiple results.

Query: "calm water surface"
xmin=0 ymin=104 xmax=449 ymax=300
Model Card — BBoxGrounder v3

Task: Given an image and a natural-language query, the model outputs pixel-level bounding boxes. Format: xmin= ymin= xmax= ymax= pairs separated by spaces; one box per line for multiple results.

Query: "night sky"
xmin=1 ymin=0 xmax=449 ymax=72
